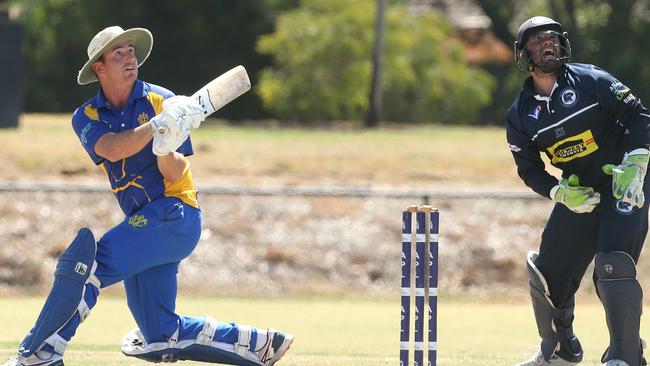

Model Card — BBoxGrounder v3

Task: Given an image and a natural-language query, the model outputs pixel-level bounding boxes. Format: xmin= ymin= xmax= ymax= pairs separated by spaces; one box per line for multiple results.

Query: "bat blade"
xmin=192 ymin=65 xmax=251 ymax=118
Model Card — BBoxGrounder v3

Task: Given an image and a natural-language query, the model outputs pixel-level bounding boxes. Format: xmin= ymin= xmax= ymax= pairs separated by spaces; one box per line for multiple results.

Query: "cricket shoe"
xmin=1 ymin=352 xmax=63 ymax=366
xmin=601 ymin=361 xmax=629 ymax=366
xmin=516 ymin=349 xmax=580 ymax=366
xmin=600 ymin=338 xmax=648 ymax=366
xmin=255 ymin=329 xmax=294 ymax=366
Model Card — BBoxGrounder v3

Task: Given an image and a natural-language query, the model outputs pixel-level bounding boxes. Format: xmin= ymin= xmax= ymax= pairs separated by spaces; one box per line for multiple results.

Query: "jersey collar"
xmin=95 ymin=80 xmax=147 ymax=110
xmin=521 ymin=65 xmax=568 ymax=100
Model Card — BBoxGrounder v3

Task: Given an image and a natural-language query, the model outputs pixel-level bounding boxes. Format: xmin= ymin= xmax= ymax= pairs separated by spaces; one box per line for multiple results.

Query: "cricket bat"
xmin=192 ymin=65 xmax=252 ymax=118
xmin=152 ymin=66 xmax=251 ymax=136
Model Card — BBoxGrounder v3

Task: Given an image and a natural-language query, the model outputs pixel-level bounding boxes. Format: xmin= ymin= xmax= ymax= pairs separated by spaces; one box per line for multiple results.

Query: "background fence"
xmin=3 ymin=184 xmax=639 ymax=300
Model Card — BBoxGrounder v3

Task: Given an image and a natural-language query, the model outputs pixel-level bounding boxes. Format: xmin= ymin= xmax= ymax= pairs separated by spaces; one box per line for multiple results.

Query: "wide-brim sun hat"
xmin=77 ymin=26 xmax=153 ymax=85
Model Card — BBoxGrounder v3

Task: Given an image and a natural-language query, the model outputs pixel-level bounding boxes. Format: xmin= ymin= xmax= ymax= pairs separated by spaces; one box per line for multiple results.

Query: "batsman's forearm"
xmin=157 ymin=152 xmax=188 ymax=184
xmin=95 ymin=123 xmax=153 ymax=162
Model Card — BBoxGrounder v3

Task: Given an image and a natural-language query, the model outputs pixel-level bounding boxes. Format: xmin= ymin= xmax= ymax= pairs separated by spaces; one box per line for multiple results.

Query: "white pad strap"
xmin=44 ymin=333 xmax=68 ymax=355
xmin=236 ymin=324 xmax=252 ymax=357
xmin=77 ymin=299 xmax=90 ymax=323
xmin=168 ymin=327 xmax=179 ymax=349
xmin=86 ymin=261 xmax=101 ymax=289
xmin=196 ymin=316 xmax=218 ymax=346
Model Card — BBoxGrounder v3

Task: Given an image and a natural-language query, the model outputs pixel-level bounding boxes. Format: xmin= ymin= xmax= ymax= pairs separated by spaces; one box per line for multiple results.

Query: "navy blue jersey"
xmin=506 ymin=63 xmax=650 ymax=198
xmin=72 ymin=80 xmax=199 ymax=216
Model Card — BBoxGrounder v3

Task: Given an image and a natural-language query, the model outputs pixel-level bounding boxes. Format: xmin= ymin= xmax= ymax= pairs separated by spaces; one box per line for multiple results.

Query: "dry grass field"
xmin=3 ymin=114 xmax=527 ymax=188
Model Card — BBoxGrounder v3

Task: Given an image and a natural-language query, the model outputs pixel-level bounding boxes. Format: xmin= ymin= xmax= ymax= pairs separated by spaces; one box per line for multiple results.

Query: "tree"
xmin=365 ymin=0 xmax=386 ymax=127
xmin=474 ymin=0 xmax=650 ymax=123
xmin=257 ymin=0 xmax=495 ymax=123
xmin=18 ymin=0 xmax=277 ymax=119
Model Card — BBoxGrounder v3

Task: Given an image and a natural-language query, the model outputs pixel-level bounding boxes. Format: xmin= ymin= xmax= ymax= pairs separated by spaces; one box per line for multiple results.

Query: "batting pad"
xmin=19 ymin=228 xmax=98 ymax=357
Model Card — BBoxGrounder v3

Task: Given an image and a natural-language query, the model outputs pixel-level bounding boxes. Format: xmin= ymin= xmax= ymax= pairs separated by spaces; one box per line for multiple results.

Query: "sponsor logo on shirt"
xmin=610 ymin=80 xmax=636 ymax=104
xmin=527 ymin=104 xmax=542 ymax=120
xmin=546 ymin=130 xmax=598 ymax=163
xmin=80 ymin=123 xmax=93 ymax=145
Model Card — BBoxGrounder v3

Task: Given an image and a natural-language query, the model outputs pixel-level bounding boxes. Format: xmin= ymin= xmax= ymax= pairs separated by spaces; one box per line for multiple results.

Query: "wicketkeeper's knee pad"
xmin=526 ymin=251 xmax=583 ymax=363
xmin=19 ymin=228 xmax=100 ymax=357
xmin=121 ymin=316 xmax=265 ymax=366
xmin=595 ymin=251 xmax=645 ymax=366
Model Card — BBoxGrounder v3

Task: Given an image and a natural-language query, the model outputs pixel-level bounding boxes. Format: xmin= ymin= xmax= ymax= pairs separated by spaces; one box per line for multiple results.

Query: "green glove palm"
xmin=602 ymin=148 xmax=649 ymax=208
xmin=550 ymin=174 xmax=601 ymax=213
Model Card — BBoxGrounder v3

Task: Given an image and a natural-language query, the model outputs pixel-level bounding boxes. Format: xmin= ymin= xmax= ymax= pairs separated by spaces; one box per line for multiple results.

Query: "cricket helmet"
xmin=514 ymin=16 xmax=571 ymax=71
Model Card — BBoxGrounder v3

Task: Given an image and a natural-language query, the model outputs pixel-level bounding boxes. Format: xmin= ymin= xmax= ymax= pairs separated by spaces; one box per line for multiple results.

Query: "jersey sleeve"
xmin=176 ymin=136 xmax=194 ymax=157
xmin=506 ymin=108 xmax=558 ymax=198
xmin=593 ymin=66 xmax=650 ymax=151
xmin=71 ymin=104 xmax=112 ymax=165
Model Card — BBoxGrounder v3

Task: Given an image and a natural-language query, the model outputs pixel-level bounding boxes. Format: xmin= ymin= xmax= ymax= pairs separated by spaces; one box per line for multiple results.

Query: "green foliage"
xmin=20 ymin=0 xmax=96 ymax=111
xmin=381 ymin=9 xmax=495 ymax=123
xmin=257 ymin=0 xmax=496 ymax=123
xmin=18 ymin=0 xmax=275 ymax=118
xmin=257 ymin=0 xmax=374 ymax=121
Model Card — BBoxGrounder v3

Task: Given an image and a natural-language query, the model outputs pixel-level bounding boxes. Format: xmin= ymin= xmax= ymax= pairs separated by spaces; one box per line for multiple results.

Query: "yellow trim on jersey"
xmin=112 ymin=176 xmax=146 ymax=193
xmin=164 ymin=163 xmax=199 ymax=208
xmin=98 ymin=162 xmax=109 ymax=178
xmin=84 ymin=105 xmax=100 ymax=121
xmin=146 ymin=92 xmax=165 ymax=116
xmin=546 ymin=130 xmax=599 ymax=164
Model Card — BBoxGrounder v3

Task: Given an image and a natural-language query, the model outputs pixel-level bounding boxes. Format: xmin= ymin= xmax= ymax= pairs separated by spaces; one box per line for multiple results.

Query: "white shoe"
xmin=1 ymin=352 xmax=63 ymax=366
xmin=601 ymin=360 xmax=630 ymax=366
xmin=256 ymin=329 xmax=294 ymax=366
xmin=516 ymin=349 xmax=580 ymax=366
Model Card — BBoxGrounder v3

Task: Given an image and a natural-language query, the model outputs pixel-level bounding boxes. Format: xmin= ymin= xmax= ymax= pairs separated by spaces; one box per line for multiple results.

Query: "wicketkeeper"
xmin=2 ymin=26 xmax=293 ymax=366
xmin=507 ymin=16 xmax=650 ymax=366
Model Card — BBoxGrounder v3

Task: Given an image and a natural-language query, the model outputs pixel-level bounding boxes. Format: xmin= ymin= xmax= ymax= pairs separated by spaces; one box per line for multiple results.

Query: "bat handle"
xmin=151 ymin=118 xmax=169 ymax=135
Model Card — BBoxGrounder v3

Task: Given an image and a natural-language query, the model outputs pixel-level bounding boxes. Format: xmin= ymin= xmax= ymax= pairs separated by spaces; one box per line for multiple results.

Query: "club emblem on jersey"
xmin=128 ymin=215 xmax=148 ymax=228
xmin=527 ymin=104 xmax=542 ymax=120
xmin=138 ymin=112 xmax=149 ymax=125
xmin=560 ymin=88 xmax=578 ymax=107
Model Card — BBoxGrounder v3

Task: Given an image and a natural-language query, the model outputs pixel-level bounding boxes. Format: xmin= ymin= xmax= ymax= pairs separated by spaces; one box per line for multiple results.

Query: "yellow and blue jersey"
xmin=72 ymin=80 xmax=199 ymax=216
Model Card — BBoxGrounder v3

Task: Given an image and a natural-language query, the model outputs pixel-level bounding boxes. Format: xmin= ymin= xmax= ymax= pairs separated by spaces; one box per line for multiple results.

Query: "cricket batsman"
xmin=2 ymin=26 xmax=293 ymax=366
xmin=507 ymin=16 xmax=650 ymax=366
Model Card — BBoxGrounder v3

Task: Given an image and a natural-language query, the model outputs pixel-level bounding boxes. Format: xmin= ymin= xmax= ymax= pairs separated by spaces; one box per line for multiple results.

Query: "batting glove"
xmin=602 ymin=148 xmax=650 ymax=208
xmin=151 ymin=116 xmax=190 ymax=156
xmin=550 ymin=174 xmax=601 ymax=213
xmin=163 ymin=95 xmax=206 ymax=130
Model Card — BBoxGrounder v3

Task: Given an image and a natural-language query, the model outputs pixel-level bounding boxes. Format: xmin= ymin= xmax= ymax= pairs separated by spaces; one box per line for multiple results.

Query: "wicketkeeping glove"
xmin=550 ymin=174 xmax=601 ymax=213
xmin=602 ymin=148 xmax=650 ymax=208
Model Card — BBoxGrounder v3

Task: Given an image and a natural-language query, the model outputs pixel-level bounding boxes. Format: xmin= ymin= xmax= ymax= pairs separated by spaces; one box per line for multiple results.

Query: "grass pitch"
xmin=0 ymin=296 xmax=646 ymax=365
